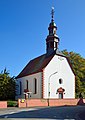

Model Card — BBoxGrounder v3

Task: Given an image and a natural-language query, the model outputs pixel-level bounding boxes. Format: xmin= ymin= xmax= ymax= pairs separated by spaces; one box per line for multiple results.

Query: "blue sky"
xmin=0 ymin=0 xmax=85 ymax=76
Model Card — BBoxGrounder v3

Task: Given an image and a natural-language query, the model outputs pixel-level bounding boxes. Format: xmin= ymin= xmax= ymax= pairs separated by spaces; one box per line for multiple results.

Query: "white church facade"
xmin=16 ymin=8 xmax=75 ymax=99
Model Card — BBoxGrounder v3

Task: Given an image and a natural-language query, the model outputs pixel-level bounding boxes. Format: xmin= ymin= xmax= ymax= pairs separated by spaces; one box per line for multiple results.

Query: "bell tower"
xmin=46 ymin=7 xmax=60 ymax=55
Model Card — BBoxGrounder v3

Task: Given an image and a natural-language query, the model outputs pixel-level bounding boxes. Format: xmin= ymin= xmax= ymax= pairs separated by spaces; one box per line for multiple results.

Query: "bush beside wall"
xmin=7 ymin=101 xmax=18 ymax=107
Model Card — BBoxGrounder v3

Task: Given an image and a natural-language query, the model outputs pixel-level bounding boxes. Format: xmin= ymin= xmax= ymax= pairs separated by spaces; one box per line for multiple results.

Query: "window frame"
xmin=59 ymin=78 xmax=63 ymax=84
xmin=26 ymin=80 xmax=28 ymax=90
xmin=20 ymin=81 xmax=22 ymax=95
xmin=34 ymin=78 xmax=37 ymax=94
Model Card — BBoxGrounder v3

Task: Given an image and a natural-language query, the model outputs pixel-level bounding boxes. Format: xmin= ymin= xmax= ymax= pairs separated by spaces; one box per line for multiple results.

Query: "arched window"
xmin=26 ymin=80 xmax=28 ymax=90
xmin=59 ymin=78 xmax=63 ymax=84
xmin=20 ymin=81 xmax=22 ymax=95
xmin=34 ymin=78 xmax=37 ymax=94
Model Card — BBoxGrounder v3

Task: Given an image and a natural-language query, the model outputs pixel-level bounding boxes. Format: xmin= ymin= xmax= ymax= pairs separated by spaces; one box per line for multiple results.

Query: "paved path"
xmin=0 ymin=106 xmax=85 ymax=120
xmin=78 ymin=110 xmax=85 ymax=120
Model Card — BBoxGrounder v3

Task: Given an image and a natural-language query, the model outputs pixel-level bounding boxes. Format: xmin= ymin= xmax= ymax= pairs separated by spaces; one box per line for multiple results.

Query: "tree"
xmin=0 ymin=68 xmax=16 ymax=100
xmin=62 ymin=49 xmax=85 ymax=98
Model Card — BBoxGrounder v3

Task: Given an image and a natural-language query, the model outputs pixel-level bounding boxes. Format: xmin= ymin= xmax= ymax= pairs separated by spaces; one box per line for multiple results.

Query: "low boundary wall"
xmin=0 ymin=101 xmax=7 ymax=108
xmin=18 ymin=98 xmax=85 ymax=108
xmin=18 ymin=99 xmax=48 ymax=108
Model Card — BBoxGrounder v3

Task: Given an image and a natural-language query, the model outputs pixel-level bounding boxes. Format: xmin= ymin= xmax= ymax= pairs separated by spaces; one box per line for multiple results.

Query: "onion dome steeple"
xmin=46 ymin=7 xmax=60 ymax=55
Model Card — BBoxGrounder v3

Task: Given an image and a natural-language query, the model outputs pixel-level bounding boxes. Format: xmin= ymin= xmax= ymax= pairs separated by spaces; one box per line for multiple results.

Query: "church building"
xmin=16 ymin=8 xmax=75 ymax=99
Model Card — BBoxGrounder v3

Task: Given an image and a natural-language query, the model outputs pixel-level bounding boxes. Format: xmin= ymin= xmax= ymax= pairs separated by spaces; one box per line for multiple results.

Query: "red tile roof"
xmin=16 ymin=51 xmax=75 ymax=79
xmin=16 ymin=54 xmax=54 ymax=78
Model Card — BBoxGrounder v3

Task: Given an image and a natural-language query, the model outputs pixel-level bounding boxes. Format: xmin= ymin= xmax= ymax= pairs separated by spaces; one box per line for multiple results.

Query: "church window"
xmin=59 ymin=78 xmax=63 ymax=84
xmin=20 ymin=81 xmax=22 ymax=95
xmin=34 ymin=78 xmax=37 ymax=94
xmin=26 ymin=80 xmax=28 ymax=90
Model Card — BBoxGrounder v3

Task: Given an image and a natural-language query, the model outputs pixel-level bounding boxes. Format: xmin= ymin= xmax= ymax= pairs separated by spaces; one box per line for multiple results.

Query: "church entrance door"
xmin=59 ymin=93 xmax=63 ymax=99
xmin=57 ymin=87 xmax=65 ymax=99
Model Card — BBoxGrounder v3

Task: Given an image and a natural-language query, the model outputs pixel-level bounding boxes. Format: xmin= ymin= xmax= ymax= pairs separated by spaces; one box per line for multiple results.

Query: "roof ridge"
xmin=30 ymin=53 xmax=46 ymax=62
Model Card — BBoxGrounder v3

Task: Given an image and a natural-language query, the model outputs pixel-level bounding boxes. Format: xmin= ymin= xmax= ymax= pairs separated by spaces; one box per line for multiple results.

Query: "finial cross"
xmin=51 ymin=7 xmax=54 ymax=20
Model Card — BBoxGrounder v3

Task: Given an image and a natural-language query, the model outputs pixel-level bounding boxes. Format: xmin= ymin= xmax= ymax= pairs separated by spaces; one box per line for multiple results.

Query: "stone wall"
xmin=18 ymin=99 xmax=48 ymax=108
xmin=0 ymin=101 xmax=7 ymax=108
xmin=18 ymin=98 xmax=85 ymax=108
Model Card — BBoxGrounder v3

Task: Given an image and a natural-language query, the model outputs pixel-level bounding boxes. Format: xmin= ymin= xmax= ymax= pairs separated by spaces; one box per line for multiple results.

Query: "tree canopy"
xmin=62 ymin=50 xmax=85 ymax=98
xmin=0 ymin=68 xmax=16 ymax=100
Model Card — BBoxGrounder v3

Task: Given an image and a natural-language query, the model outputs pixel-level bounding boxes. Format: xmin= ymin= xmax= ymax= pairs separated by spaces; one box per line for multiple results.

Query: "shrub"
xmin=7 ymin=101 xmax=18 ymax=107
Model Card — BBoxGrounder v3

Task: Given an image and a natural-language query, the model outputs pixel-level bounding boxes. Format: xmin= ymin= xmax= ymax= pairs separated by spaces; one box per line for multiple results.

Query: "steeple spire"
xmin=51 ymin=7 xmax=54 ymax=22
xmin=46 ymin=7 xmax=60 ymax=55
